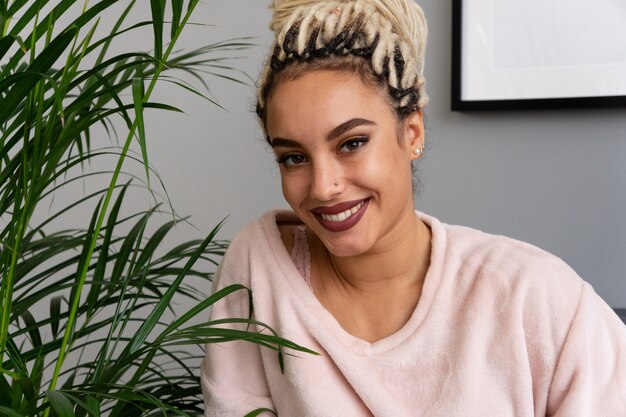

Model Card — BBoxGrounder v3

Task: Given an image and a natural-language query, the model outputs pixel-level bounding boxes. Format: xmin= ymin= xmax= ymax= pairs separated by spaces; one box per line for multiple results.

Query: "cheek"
xmin=353 ymin=149 xmax=413 ymax=201
xmin=358 ymin=146 xmax=410 ymax=182
xmin=280 ymin=171 xmax=306 ymax=206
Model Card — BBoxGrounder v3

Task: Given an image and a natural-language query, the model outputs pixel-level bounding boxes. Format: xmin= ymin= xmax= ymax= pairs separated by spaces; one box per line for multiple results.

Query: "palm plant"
xmin=0 ymin=1 xmax=313 ymax=416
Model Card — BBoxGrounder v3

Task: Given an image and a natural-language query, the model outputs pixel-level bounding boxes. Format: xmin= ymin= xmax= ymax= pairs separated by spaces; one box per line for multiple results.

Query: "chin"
xmin=303 ymin=210 xmax=376 ymax=257
xmin=319 ymin=234 xmax=372 ymax=258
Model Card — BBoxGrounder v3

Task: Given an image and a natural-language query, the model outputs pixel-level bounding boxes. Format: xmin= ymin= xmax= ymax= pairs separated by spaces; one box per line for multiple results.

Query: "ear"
xmin=403 ymin=111 xmax=425 ymax=160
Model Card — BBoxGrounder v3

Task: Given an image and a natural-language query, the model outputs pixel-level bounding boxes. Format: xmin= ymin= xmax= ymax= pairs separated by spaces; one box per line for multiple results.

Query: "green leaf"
xmin=109 ymin=210 xmax=151 ymax=289
xmin=170 ymin=1 xmax=183 ymax=40
xmin=150 ymin=0 xmax=165 ymax=60
xmin=0 ymin=0 xmax=49 ymax=64
xmin=9 ymin=378 xmax=23 ymax=412
xmin=19 ymin=310 xmax=42 ymax=349
xmin=4 ymin=339 xmax=27 ymax=377
xmin=0 ymin=25 xmax=77 ymax=125
xmin=87 ymin=183 xmax=129 ymax=318
xmin=49 ymin=296 xmax=63 ymax=339
xmin=68 ymin=197 xmax=103 ymax=324
xmin=161 ymin=284 xmax=251 ymax=337
xmin=244 ymin=408 xmax=278 ymax=417
xmin=126 ymin=220 xmax=225 ymax=355
xmin=0 ymin=374 xmax=12 ymax=406
xmin=131 ymin=76 xmax=150 ymax=186
xmin=85 ymin=396 xmax=100 ymax=417
xmin=134 ymin=219 xmax=177 ymax=270
xmin=14 ymin=375 xmax=34 ymax=403
xmin=0 ymin=405 xmax=25 ymax=417
xmin=1 ymin=0 xmax=121 ymax=79
xmin=52 ymin=392 xmax=100 ymax=417
xmin=28 ymin=351 xmax=44 ymax=402
xmin=45 ymin=391 xmax=74 ymax=417
xmin=7 ymin=0 xmax=30 ymax=15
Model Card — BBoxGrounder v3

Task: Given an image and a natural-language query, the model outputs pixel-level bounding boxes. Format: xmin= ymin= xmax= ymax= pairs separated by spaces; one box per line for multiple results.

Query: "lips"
xmin=311 ymin=198 xmax=370 ymax=232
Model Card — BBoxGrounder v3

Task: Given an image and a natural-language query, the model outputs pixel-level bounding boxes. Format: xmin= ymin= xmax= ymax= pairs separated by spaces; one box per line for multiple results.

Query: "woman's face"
xmin=266 ymin=70 xmax=424 ymax=257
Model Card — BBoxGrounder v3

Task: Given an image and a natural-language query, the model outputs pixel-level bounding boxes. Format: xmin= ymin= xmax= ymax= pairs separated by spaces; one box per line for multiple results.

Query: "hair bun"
xmin=269 ymin=0 xmax=427 ymax=72
xmin=270 ymin=0 xmax=320 ymax=33
xmin=258 ymin=0 xmax=430 ymax=118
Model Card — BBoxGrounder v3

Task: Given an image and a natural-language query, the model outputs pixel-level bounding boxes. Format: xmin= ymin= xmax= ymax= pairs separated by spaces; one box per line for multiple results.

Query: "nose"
xmin=309 ymin=159 xmax=344 ymax=201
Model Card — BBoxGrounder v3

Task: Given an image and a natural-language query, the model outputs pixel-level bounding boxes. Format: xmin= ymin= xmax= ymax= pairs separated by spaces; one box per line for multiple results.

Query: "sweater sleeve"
xmin=547 ymin=282 xmax=626 ymax=416
xmin=201 ymin=229 xmax=276 ymax=417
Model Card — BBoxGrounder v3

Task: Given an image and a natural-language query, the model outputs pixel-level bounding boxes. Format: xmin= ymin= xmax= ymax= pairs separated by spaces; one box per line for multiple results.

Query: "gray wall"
xmin=144 ymin=1 xmax=625 ymax=307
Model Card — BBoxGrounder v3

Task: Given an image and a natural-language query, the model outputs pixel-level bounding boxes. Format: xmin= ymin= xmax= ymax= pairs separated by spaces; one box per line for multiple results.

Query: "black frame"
xmin=451 ymin=0 xmax=626 ymax=111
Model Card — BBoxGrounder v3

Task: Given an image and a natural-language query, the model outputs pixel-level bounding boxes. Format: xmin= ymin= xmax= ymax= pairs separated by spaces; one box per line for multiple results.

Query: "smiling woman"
xmin=267 ymin=70 xmax=425 ymax=259
xmin=200 ymin=1 xmax=626 ymax=416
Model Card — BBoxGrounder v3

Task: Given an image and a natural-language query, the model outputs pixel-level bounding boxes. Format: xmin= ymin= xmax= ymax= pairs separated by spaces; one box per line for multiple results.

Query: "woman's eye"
xmin=339 ymin=137 xmax=368 ymax=153
xmin=277 ymin=153 xmax=307 ymax=167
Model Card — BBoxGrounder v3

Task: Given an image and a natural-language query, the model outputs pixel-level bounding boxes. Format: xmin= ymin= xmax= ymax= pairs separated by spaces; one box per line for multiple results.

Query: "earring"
xmin=414 ymin=147 xmax=423 ymax=156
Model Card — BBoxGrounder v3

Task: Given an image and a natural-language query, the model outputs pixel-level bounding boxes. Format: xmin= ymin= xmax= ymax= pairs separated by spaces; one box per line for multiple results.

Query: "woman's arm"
xmin=547 ymin=282 xmax=626 ymax=416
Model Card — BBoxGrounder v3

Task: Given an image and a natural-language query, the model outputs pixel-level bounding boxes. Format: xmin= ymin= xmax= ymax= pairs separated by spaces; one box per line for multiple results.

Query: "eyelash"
xmin=338 ymin=136 xmax=369 ymax=153
xmin=276 ymin=136 xmax=370 ymax=167
xmin=276 ymin=153 xmax=306 ymax=167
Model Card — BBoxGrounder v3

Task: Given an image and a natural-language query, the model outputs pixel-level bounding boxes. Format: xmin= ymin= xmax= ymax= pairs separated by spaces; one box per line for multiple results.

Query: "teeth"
xmin=320 ymin=201 xmax=364 ymax=222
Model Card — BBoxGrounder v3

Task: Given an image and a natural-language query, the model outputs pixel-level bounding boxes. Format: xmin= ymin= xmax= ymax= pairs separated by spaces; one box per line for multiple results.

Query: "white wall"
xmin=142 ymin=1 xmax=626 ymax=307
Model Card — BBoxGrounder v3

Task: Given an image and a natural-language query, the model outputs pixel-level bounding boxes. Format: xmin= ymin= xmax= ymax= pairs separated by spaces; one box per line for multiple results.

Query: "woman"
xmin=201 ymin=1 xmax=626 ymax=416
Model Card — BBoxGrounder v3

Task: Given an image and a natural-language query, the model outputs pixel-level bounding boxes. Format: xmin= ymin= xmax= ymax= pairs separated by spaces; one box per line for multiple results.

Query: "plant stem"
xmin=0 ymin=1 xmax=10 ymax=37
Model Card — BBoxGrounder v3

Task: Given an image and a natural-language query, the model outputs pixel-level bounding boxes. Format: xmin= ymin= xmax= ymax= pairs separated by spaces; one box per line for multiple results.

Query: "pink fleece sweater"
xmin=201 ymin=210 xmax=626 ymax=416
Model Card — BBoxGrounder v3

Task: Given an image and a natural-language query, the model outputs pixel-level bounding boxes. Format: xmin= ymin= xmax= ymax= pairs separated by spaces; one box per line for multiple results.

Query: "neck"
xmin=317 ymin=209 xmax=431 ymax=294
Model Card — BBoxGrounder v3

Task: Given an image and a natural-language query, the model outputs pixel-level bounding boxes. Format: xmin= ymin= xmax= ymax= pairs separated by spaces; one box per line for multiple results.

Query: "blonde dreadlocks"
xmin=256 ymin=0 xmax=429 ymax=131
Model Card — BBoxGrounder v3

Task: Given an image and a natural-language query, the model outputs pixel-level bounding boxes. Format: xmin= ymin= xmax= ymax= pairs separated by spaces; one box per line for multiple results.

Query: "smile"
xmin=320 ymin=201 xmax=365 ymax=222
xmin=311 ymin=198 xmax=370 ymax=232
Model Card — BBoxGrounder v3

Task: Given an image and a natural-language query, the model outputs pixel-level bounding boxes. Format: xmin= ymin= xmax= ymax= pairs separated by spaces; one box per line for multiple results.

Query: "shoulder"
xmin=226 ymin=210 xmax=302 ymax=254
xmin=430 ymin=216 xmax=590 ymax=354
xmin=424 ymin=213 xmax=585 ymax=327
xmin=214 ymin=211 xmax=282 ymax=283
xmin=224 ymin=211 xmax=280 ymax=256
xmin=216 ymin=210 xmax=301 ymax=283
xmin=444 ymin=219 xmax=582 ymax=291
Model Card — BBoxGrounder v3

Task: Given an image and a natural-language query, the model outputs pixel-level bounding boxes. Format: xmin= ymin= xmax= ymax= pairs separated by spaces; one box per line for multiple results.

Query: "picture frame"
xmin=451 ymin=0 xmax=626 ymax=111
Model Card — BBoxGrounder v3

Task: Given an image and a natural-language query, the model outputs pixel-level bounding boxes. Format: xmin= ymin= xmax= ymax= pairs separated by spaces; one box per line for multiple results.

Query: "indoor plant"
xmin=0 ymin=1 xmax=312 ymax=415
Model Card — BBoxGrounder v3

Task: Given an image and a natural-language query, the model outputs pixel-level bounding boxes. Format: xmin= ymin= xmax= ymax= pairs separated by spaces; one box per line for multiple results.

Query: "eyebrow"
xmin=270 ymin=118 xmax=376 ymax=148
xmin=328 ymin=118 xmax=375 ymax=141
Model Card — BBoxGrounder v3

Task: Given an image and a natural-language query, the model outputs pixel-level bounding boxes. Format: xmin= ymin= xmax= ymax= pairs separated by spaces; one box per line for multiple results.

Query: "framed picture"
xmin=451 ymin=0 xmax=626 ymax=111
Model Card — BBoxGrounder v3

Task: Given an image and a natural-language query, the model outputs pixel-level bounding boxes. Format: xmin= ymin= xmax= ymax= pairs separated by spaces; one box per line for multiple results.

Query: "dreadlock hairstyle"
xmin=256 ymin=0 xmax=429 ymax=134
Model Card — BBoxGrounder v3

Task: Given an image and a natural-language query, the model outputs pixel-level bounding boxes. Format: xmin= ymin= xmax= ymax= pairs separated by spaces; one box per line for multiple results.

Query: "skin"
xmin=266 ymin=70 xmax=432 ymax=343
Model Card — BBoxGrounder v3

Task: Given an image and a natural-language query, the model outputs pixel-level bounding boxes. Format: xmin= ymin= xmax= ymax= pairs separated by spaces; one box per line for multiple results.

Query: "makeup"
xmin=311 ymin=198 xmax=370 ymax=232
